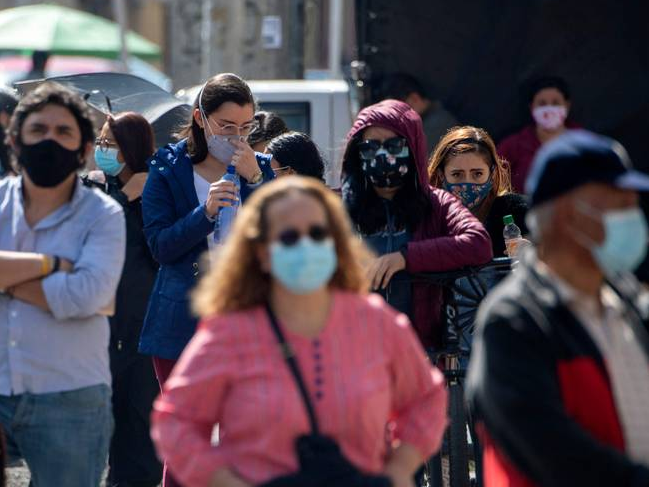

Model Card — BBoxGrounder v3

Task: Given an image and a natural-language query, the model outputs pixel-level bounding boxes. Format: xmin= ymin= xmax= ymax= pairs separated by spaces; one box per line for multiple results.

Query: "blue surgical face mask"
xmin=443 ymin=180 xmax=493 ymax=210
xmin=94 ymin=147 xmax=125 ymax=177
xmin=576 ymin=201 xmax=648 ymax=275
xmin=270 ymin=237 xmax=338 ymax=294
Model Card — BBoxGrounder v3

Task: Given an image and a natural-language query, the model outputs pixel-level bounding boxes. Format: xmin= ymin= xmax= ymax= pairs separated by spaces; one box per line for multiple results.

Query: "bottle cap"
xmin=227 ymin=164 xmax=236 ymax=174
xmin=503 ymin=214 xmax=514 ymax=225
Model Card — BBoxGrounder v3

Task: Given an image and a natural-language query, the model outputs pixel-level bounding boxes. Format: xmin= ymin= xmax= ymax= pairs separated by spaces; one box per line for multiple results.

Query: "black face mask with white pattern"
xmin=360 ymin=147 xmax=410 ymax=188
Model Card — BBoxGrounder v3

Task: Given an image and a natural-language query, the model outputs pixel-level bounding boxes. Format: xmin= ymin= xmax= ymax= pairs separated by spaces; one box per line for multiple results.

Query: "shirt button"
xmin=9 ymin=341 xmax=16 ymax=347
xmin=315 ymin=391 xmax=324 ymax=400
xmin=10 ymin=311 xmax=17 ymax=318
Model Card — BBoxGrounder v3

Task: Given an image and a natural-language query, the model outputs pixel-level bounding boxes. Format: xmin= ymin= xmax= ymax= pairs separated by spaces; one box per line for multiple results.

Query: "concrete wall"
xmin=0 ymin=0 xmax=356 ymax=89
xmin=167 ymin=0 xmax=307 ymax=90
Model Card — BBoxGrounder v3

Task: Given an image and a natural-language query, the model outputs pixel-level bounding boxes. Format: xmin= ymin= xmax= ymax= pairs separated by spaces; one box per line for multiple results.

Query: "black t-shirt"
xmin=484 ymin=193 xmax=529 ymax=257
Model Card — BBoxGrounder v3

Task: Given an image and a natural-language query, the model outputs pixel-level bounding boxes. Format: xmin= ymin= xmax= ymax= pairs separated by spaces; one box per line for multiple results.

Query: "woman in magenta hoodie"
xmin=342 ymin=99 xmax=493 ymax=348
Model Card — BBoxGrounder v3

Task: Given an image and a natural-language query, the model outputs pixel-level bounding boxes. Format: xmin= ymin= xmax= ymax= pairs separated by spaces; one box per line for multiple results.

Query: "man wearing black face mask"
xmin=0 ymin=83 xmax=125 ymax=486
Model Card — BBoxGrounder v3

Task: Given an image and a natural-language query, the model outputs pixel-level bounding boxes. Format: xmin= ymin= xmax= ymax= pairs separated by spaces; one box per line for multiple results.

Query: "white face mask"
xmin=532 ymin=105 xmax=568 ymax=131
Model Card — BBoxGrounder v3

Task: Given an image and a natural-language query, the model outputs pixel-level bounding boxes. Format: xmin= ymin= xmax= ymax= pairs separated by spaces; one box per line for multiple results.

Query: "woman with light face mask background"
xmin=341 ymin=99 xmax=493 ymax=349
xmin=429 ymin=126 xmax=529 ymax=257
xmin=151 ymin=176 xmax=448 ymax=487
xmin=498 ymin=76 xmax=581 ymax=193
xmin=139 ymin=73 xmax=275 ymax=487
xmin=83 ymin=111 xmax=163 ymax=487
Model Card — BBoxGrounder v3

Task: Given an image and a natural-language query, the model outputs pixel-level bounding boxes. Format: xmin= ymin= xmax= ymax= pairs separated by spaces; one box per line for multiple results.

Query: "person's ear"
xmin=0 ymin=112 xmax=9 ymax=129
xmin=193 ymin=108 xmax=204 ymax=129
xmin=405 ymin=92 xmax=425 ymax=114
xmin=116 ymin=149 xmax=125 ymax=164
xmin=256 ymin=242 xmax=271 ymax=273
xmin=9 ymin=135 xmax=18 ymax=154
xmin=405 ymin=92 xmax=421 ymax=106
xmin=564 ymin=100 xmax=571 ymax=113
xmin=81 ymin=141 xmax=94 ymax=164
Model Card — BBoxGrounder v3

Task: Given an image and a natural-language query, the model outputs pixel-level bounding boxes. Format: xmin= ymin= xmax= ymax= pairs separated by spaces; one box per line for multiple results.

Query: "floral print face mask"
xmin=443 ymin=180 xmax=493 ymax=210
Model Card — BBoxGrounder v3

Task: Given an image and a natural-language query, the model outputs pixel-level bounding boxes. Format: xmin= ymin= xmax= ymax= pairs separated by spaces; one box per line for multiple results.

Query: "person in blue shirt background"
xmin=139 ymin=72 xmax=274 ymax=487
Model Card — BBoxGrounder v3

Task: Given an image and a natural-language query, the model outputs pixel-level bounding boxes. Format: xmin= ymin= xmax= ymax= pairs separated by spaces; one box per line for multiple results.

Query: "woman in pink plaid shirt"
xmin=151 ymin=176 xmax=447 ymax=487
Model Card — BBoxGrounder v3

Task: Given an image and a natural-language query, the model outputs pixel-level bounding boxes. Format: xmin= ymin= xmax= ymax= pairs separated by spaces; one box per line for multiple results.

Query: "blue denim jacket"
xmin=139 ymin=140 xmax=274 ymax=359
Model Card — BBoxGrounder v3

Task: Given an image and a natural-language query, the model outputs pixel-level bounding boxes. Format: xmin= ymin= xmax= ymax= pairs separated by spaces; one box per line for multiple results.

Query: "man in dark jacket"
xmin=467 ymin=130 xmax=649 ymax=487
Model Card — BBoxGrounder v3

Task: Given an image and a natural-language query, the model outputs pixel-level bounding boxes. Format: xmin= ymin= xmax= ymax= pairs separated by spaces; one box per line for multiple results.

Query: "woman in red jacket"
xmin=342 ymin=99 xmax=493 ymax=348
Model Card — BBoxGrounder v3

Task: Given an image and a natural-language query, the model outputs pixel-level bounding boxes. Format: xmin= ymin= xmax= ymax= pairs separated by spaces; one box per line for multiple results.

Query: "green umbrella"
xmin=0 ymin=4 xmax=160 ymax=60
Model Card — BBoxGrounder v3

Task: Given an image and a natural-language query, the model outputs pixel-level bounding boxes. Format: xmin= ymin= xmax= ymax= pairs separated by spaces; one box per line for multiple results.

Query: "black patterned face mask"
xmin=360 ymin=147 xmax=410 ymax=188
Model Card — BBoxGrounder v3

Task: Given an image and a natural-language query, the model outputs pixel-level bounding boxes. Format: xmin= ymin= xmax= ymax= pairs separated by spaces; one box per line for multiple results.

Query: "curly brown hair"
xmin=427 ymin=126 xmax=512 ymax=219
xmin=192 ymin=176 xmax=372 ymax=317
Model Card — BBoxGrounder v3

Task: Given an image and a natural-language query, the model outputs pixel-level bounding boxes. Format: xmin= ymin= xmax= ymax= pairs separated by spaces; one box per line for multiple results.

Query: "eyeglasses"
xmin=358 ymin=136 xmax=407 ymax=160
xmin=272 ymin=166 xmax=294 ymax=177
xmin=95 ymin=137 xmax=118 ymax=153
xmin=275 ymin=224 xmax=330 ymax=246
xmin=207 ymin=118 xmax=259 ymax=138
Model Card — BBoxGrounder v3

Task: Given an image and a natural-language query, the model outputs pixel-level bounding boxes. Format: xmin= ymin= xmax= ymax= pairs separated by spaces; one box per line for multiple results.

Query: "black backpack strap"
xmin=265 ymin=304 xmax=320 ymax=434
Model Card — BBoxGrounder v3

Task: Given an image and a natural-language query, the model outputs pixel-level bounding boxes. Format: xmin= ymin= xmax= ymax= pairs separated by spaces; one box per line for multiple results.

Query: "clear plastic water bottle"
xmin=503 ymin=214 xmax=522 ymax=257
xmin=215 ymin=165 xmax=240 ymax=243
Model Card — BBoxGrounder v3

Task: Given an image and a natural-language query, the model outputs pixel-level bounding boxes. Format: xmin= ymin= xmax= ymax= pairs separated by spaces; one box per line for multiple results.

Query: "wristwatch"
xmin=249 ymin=170 xmax=263 ymax=185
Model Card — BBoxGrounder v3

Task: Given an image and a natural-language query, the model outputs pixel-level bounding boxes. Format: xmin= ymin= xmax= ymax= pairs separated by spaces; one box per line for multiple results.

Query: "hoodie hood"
xmin=345 ymin=99 xmax=429 ymax=187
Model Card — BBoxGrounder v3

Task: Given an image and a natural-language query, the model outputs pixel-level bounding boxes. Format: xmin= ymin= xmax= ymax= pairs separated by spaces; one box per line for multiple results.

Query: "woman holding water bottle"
xmin=427 ymin=126 xmax=529 ymax=257
xmin=140 ymin=73 xmax=274 ymax=487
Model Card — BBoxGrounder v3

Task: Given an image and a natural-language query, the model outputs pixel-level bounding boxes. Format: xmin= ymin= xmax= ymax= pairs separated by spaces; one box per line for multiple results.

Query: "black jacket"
xmin=466 ymin=251 xmax=649 ymax=487
xmin=484 ymin=193 xmax=528 ymax=257
xmin=83 ymin=175 xmax=158 ymax=371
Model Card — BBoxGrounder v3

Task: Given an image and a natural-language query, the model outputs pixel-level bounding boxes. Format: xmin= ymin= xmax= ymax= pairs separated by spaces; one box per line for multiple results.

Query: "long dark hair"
xmin=342 ymin=134 xmax=432 ymax=235
xmin=247 ymin=111 xmax=288 ymax=148
xmin=266 ymin=131 xmax=325 ymax=181
xmin=108 ymin=112 xmax=155 ymax=173
xmin=178 ymin=73 xmax=255 ymax=164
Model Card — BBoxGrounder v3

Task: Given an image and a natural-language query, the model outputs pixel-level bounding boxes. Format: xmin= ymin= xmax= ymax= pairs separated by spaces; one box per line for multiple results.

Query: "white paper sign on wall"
xmin=261 ymin=16 xmax=282 ymax=49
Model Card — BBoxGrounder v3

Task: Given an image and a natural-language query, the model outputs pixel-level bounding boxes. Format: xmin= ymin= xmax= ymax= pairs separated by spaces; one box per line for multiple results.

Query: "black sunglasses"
xmin=358 ymin=136 xmax=407 ymax=160
xmin=276 ymin=225 xmax=330 ymax=246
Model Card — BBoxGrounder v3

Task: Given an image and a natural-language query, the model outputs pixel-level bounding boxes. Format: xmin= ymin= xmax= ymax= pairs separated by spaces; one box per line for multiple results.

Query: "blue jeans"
xmin=0 ymin=384 xmax=113 ymax=487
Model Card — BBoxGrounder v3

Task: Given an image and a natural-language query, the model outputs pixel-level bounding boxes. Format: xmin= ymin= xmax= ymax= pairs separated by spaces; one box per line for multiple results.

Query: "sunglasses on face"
xmin=275 ymin=224 xmax=330 ymax=246
xmin=358 ymin=136 xmax=407 ymax=160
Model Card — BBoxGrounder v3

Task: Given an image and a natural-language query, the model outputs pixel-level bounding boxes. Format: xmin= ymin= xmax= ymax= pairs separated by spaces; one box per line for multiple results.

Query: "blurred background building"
xmin=0 ymin=0 xmax=355 ymax=90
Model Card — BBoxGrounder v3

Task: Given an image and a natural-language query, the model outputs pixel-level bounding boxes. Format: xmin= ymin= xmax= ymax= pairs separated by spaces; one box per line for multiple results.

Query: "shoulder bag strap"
xmin=265 ymin=304 xmax=320 ymax=434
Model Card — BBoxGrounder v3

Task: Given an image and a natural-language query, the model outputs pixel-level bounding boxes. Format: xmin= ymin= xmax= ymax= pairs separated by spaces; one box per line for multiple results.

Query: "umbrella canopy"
xmin=0 ymin=4 xmax=160 ymax=60
xmin=17 ymin=73 xmax=189 ymax=146
xmin=0 ymin=54 xmax=172 ymax=90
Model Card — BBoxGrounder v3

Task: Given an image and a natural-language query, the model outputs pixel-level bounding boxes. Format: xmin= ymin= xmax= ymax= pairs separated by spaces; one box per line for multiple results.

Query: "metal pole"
xmin=328 ymin=0 xmax=343 ymax=79
xmin=201 ymin=0 xmax=213 ymax=81
xmin=112 ymin=0 xmax=129 ymax=72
